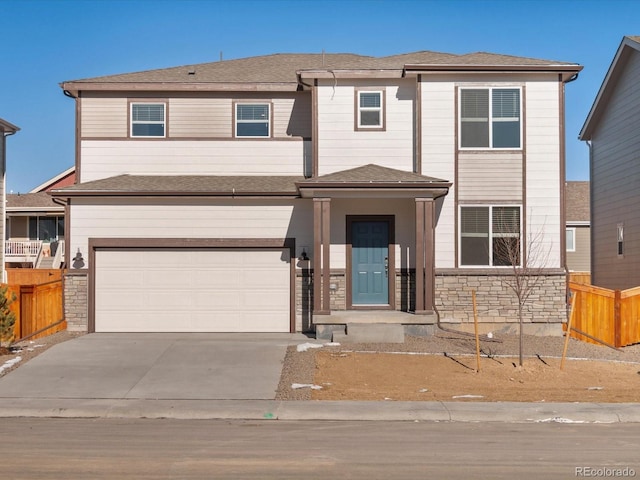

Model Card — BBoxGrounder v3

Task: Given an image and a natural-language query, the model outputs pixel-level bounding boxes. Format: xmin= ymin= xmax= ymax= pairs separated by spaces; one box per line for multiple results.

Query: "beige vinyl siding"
xmin=317 ymin=79 xmax=415 ymax=174
xmin=80 ymin=93 xmax=311 ymax=139
xmin=170 ymin=98 xmax=231 ymax=137
xmin=567 ymin=225 xmax=590 ymax=272
xmin=524 ymin=80 xmax=562 ymax=268
xmin=458 ymin=152 xmax=523 ymax=202
xmin=68 ymin=198 xmax=313 ymax=269
xmin=591 ymin=50 xmax=640 ymax=289
xmin=421 ymin=80 xmax=456 ymax=268
xmin=80 ymin=97 xmax=128 ymax=138
xmin=80 ymin=140 xmax=308 ymax=180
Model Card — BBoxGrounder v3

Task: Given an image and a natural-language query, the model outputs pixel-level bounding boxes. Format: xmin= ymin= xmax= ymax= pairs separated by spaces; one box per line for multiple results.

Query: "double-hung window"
xmin=131 ymin=103 xmax=166 ymax=137
xmin=460 ymin=205 xmax=521 ymax=267
xmin=356 ymin=90 xmax=384 ymax=130
xmin=235 ymin=103 xmax=270 ymax=137
xmin=460 ymin=88 xmax=521 ymax=149
xmin=566 ymin=228 xmax=576 ymax=252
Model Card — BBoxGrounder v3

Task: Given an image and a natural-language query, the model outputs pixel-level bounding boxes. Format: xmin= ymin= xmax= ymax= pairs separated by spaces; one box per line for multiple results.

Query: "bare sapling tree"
xmin=493 ymin=211 xmax=552 ymax=366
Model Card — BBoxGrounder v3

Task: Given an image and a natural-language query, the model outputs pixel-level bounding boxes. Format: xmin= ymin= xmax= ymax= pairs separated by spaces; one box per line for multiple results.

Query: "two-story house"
xmin=580 ymin=36 xmax=640 ymax=291
xmin=53 ymin=51 xmax=582 ymax=337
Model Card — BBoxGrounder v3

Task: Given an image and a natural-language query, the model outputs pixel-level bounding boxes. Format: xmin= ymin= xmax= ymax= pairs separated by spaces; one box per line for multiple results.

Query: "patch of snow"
xmin=324 ymin=342 xmax=341 ymax=347
xmin=587 ymin=386 xmax=604 ymax=390
xmin=487 ymin=332 xmax=493 ymax=339
xmin=296 ymin=343 xmax=324 ymax=352
xmin=452 ymin=394 xmax=484 ymax=399
xmin=291 ymin=383 xmax=323 ymax=390
xmin=419 ymin=388 xmax=429 ymax=393
xmin=536 ymin=417 xmax=587 ymax=424
xmin=0 ymin=356 xmax=22 ymax=375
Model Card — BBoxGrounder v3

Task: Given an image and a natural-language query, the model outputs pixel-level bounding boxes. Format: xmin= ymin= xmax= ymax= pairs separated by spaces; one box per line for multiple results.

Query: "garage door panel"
xmin=95 ymin=248 xmax=290 ymax=332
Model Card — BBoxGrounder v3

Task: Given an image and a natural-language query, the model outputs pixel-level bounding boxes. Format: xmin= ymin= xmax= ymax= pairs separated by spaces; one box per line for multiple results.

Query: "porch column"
xmin=313 ymin=198 xmax=331 ymax=315
xmin=415 ymin=198 xmax=435 ymax=314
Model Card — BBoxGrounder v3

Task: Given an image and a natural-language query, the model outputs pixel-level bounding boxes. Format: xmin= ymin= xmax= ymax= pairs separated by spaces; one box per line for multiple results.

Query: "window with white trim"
xmin=460 ymin=205 xmax=521 ymax=266
xmin=566 ymin=228 xmax=576 ymax=252
xmin=131 ymin=103 xmax=166 ymax=137
xmin=357 ymin=91 xmax=383 ymax=129
xmin=235 ymin=104 xmax=270 ymax=137
xmin=460 ymin=88 xmax=521 ymax=149
xmin=617 ymin=224 xmax=624 ymax=256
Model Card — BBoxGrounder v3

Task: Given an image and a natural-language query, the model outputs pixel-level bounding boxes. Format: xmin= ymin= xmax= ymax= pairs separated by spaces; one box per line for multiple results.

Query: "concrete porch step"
xmin=333 ymin=323 xmax=405 ymax=344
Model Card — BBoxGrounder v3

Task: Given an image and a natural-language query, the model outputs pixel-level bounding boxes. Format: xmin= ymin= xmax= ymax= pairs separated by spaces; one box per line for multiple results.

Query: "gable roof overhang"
xmin=579 ymin=36 xmax=640 ymax=140
xmin=296 ymin=164 xmax=451 ymax=199
xmin=0 ymin=118 xmax=20 ymax=135
xmin=402 ymin=63 xmax=582 ymax=81
xmin=61 ymin=81 xmax=301 ymax=96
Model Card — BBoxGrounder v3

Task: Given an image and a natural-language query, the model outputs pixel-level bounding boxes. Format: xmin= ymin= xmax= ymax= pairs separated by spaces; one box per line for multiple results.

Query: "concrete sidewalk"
xmin=1 ymin=333 xmax=640 ymax=423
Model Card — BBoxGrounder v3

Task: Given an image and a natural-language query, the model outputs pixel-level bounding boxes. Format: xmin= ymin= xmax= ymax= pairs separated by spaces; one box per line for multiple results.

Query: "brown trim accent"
xmin=522 ymin=85 xmax=528 ymax=265
xmin=403 ymin=64 xmax=583 ymax=78
xmin=312 ymin=79 xmax=318 ymax=177
xmin=87 ymin=237 xmax=296 ymax=334
xmin=51 ymin=191 xmax=300 ymax=199
xmin=424 ymin=199 xmax=435 ymax=311
xmin=64 ymin=200 xmax=71 ymax=268
xmin=75 ymin=95 xmax=81 ymax=183
xmin=232 ymin=100 xmax=274 ymax=139
xmin=558 ymin=75 xmax=567 ymax=268
xmin=345 ymin=215 xmax=396 ymax=310
xmin=127 ymin=99 xmax=169 ymax=139
xmin=415 ymin=75 xmax=422 ymax=174
xmin=322 ymin=200 xmax=331 ymax=313
xmin=79 ymin=136 xmax=304 ymax=142
xmin=312 ymin=199 xmax=326 ymax=315
xmin=354 ymin=87 xmax=386 ymax=132
xmin=415 ymin=201 xmax=425 ymax=312
xmin=454 ymin=86 xmax=459 ymax=267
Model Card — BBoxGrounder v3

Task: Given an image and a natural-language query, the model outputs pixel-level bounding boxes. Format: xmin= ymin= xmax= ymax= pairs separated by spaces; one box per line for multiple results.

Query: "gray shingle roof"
xmin=298 ymin=164 xmax=448 ymax=185
xmin=565 ymin=181 xmax=590 ymax=222
xmin=62 ymin=50 xmax=581 ymax=87
xmin=50 ymin=175 xmax=304 ymax=196
xmin=6 ymin=192 xmax=62 ymax=210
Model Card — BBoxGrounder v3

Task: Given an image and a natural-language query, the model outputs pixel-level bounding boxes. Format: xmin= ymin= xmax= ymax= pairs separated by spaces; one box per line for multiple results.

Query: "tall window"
xmin=460 ymin=206 xmax=521 ymax=266
xmin=617 ymin=224 xmax=624 ymax=256
xmin=131 ymin=103 xmax=166 ymax=137
xmin=460 ymin=88 xmax=521 ymax=149
xmin=29 ymin=216 xmax=64 ymax=242
xmin=566 ymin=228 xmax=576 ymax=252
xmin=235 ymin=104 xmax=270 ymax=137
xmin=356 ymin=91 xmax=384 ymax=130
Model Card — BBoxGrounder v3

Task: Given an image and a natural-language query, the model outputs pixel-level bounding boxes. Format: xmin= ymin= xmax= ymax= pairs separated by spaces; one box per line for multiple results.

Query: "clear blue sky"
xmin=1 ymin=0 xmax=637 ymax=193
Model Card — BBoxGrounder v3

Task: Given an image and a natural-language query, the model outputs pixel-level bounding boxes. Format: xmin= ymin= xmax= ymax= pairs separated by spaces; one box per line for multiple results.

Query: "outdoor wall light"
xmin=299 ymin=249 xmax=309 ymax=261
xmin=72 ymin=249 xmax=85 ymax=269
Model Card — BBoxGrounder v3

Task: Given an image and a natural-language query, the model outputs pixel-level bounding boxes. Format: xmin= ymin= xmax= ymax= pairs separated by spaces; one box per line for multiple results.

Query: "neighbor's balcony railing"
xmin=5 ymin=240 xmax=43 ymax=259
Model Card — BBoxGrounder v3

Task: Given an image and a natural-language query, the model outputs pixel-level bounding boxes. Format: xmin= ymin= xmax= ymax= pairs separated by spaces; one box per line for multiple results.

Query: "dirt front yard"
xmin=277 ymin=332 xmax=640 ymax=402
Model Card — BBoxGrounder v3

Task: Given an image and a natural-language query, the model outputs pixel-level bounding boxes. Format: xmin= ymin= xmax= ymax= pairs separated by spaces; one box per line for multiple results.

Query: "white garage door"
xmin=94 ymin=249 xmax=291 ymax=332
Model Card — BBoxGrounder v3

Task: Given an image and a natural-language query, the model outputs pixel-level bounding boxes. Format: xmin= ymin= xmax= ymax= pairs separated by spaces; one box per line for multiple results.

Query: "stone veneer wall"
xmin=435 ymin=269 xmax=567 ymax=326
xmin=64 ymin=271 xmax=88 ymax=332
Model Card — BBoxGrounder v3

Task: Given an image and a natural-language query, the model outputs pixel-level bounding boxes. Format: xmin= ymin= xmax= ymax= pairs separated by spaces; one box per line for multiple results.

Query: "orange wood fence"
xmin=568 ymin=281 xmax=640 ymax=348
xmin=6 ymin=269 xmax=64 ymax=285
xmin=568 ymin=272 xmax=591 ymax=285
xmin=5 ymin=279 xmax=66 ymax=342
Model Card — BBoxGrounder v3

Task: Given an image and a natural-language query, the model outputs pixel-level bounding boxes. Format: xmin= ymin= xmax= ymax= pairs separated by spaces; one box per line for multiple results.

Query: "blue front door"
xmin=352 ymin=221 xmax=389 ymax=305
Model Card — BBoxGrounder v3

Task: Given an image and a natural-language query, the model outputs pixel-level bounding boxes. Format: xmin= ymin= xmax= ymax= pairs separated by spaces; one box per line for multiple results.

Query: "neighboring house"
xmin=565 ymin=181 xmax=590 ymax=273
xmin=52 ymin=51 xmax=582 ymax=335
xmin=5 ymin=166 xmax=75 ymax=269
xmin=579 ymin=36 xmax=640 ymax=290
xmin=0 ymin=117 xmax=20 ymax=283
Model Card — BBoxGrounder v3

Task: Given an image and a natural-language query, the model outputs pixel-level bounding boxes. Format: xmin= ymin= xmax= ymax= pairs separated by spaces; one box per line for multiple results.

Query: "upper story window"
xmin=235 ymin=103 xmax=270 ymax=137
xmin=460 ymin=88 xmax=521 ymax=149
xmin=460 ymin=205 xmax=521 ymax=267
xmin=131 ymin=103 xmax=166 ymax=137
xmin=617 ymin=224 xmax=624 ymax=256
xmin=356 ymin=90 xmax=385 ymax=130
xmin=566 ymin=228 xmax=576 ymax=252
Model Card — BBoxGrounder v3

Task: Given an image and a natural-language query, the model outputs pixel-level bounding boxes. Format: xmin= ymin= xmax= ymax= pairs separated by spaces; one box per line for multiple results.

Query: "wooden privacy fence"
xmin=568 ymin=272 xmax=591 ymax=285
xmin=568 ymin=281 xmax=640 ymax=348
xmin=6 ymin=268 xmax=64 ymax=285
xmin=5 ymin=279 xmax=66 ymax=341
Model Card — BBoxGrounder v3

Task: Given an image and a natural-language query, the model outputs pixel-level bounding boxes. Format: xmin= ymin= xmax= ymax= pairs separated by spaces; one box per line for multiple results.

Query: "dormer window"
xmin=131 ymin=103 xmax=166 ymax=138
xmin=356 ymin=90 xmax=385 ymax=131
xmin=235 ymin=103 xmax=270 ymax=137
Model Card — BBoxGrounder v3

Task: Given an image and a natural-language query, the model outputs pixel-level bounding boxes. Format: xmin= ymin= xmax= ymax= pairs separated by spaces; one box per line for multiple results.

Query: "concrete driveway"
xmin=0 ymin=333 xmax=315 ymax=400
